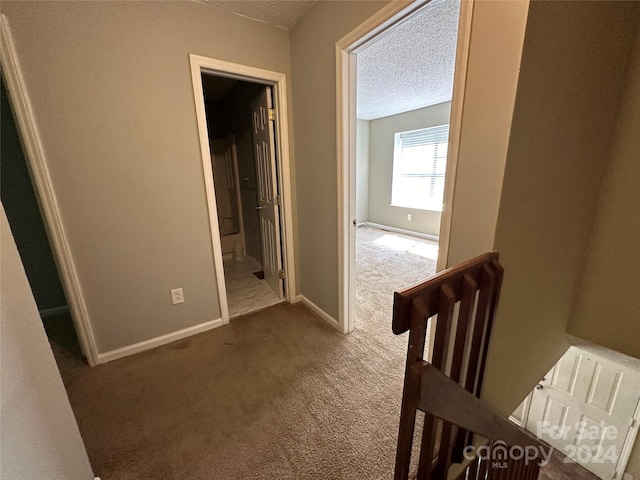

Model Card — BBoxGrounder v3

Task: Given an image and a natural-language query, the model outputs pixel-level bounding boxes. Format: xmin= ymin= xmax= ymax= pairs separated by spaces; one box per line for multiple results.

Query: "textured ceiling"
xmin=357 ymin=0 xmax=461 ymax=120
xmin=203 ymin=0 xmax=315 ymax=29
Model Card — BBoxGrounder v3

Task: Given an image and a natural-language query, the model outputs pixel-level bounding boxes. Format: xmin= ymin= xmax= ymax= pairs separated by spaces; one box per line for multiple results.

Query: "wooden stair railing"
xmin=416 ymin=362 xmax=549 ymax=480
xmin=392 ymin=252 xmax=549 ymax=480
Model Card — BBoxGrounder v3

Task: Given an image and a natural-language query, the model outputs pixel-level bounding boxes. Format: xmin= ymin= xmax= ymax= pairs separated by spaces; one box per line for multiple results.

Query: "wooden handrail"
xmin=393 ymin=252 xmax=548 ymax=480
xmin=392 ymin=251 xmax=501 ymax=335
xmin=415 ymin=361 xmax=545 ymax=452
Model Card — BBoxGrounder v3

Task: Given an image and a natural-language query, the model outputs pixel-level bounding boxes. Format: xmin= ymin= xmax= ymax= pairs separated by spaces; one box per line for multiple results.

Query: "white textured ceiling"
xmin=203 ymin=0 xmax=315 ymax=30
xmin=357 ymin=0 xmax=461 ymax=120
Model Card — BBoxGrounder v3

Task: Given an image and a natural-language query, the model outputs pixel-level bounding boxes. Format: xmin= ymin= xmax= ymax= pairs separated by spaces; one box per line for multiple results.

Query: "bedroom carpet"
xmin=355 ymin=226 xmax=438 ymax=354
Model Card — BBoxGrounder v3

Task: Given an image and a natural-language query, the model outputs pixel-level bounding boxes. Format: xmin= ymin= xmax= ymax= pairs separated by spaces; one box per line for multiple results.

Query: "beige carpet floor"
xmin=56 ymin=303 xmax=410 ymax=479
xmin=50 ymin=227 xmax=585 ymax=479
xmin=50 ymin=227 xmax=438 ymax=479
xmin=355 ymin=226 xmax=438 ymax=353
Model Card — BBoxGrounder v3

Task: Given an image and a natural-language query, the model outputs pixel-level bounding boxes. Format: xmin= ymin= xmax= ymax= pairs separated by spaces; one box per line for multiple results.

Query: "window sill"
xmin=389 ymin=204 xmax=443 ymax=213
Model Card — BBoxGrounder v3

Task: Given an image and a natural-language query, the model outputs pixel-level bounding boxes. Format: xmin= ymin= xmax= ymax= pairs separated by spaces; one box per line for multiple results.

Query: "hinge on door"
xmin=278 ymin=269 xmax=286 ymax=279
xmin=268 ymin=108 xmax=276 ymax=121
xmin=275 ymin=194 xmax=281 ymax=205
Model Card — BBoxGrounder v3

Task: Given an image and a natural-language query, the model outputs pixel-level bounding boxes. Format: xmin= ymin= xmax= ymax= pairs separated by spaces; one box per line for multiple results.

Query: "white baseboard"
xmin=363 ymin=222 xmax=439 ymax=242
xmin=297 ymin=295 xmax=341 ymax=332
xmin=97 ymin=317 xmax=224 ymax=364
xmin=39 ymin=305 xmax=70 ymax=317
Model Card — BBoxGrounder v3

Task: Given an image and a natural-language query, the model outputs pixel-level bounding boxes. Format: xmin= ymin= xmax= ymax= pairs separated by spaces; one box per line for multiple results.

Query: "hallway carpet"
xmin=55 ymin=227 xmax=439 ymax=479
xmin=54 ymin=229 xmax=593 ymax=479
xmin=58 ymin=303 xmax=413 ymax=479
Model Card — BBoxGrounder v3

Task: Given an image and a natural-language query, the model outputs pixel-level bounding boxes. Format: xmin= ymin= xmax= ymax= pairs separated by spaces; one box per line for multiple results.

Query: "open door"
xmin=251 ymin=87 xmax=284 ymax=298
xmin=524 ymin=346 xmax=640 ymax=480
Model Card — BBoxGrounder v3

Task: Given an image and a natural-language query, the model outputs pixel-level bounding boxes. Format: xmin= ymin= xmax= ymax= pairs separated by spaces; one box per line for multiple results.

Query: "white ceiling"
xmin=357 ymin=0 xmax=461 ymax=120
xmin=202 ymin=0 xmax=315 ymax=30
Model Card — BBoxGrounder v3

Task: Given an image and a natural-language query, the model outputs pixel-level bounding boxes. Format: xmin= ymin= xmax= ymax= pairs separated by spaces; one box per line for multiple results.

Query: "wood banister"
xmin=415 ymin=361 xmax=545 ymax=451
xmin=392 ymin=252 xmax=500 ymax=335
xmin=393 ymin=252 xmax=546 ymax=480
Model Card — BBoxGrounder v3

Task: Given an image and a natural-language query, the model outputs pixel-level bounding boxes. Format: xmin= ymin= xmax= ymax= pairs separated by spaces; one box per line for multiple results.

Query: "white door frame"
xmin=0 ymin=15 xmax=100 ymax=366
xmin=189 ymin=55 xmax=296 ymax=324
xmin=336 ymin=0 xmax=476 ymax=334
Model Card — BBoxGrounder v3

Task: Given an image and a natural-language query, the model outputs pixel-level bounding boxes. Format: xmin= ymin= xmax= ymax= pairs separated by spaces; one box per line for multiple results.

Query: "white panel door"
xmin=525 ymin=346 xmax=640 ymax=479
xmin=251 ymin=87 xmax=283 ymax=298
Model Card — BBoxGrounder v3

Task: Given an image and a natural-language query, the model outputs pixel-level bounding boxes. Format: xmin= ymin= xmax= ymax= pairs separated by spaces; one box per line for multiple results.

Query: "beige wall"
xmin=485 ymin=1 xmax=640 ymax=419
xmin=356 ymin=119 xmax=370 ymax=224
xmin=368 ymin=102 xmax=450 ymax=237
xmin=445 ymin=0 xmax=530 ymax=266
xmin=1 ymin=206 xmax=94 ymax=479
xmin=568 ymin=24 xmax=640 ymax=361
xmin=290 ymin=0 xmax=390 ymax=318
xmin=291 ymin=0 xmax=533 ymax=317
xmin=1 ymin=1 xmax=292 ymax=353
xmin=569 ymin=24 xmax=640 ymax=477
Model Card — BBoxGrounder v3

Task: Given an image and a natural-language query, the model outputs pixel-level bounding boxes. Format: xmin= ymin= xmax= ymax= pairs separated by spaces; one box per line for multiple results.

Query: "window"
xmin=391 ymin=124 xmax=449 ymax=212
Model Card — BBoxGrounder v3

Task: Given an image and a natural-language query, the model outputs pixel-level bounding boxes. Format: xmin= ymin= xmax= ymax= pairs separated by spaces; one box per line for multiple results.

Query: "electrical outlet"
xmin=170 ymin=288 xmax=184 ymax=305
xmin=407 ymin=213 xmax=412 ymax=221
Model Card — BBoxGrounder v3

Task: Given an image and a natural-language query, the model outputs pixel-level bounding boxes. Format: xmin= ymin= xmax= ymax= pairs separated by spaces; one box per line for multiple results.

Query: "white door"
xmin=525 ymin=346 xmax=640 ymax=479
xmin=251 ymin=87 xmax=284 ymax=298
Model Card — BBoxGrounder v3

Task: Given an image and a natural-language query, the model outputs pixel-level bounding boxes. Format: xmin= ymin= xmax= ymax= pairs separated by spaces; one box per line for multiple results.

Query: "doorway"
xmin=1 ymin=75 xmax=84 ymax=366
xmin=336 ymin=0 xmax=474 ymax=338
xmin=190 ymin=56 xmax=296 ymax=324
xmin=1 ymin=18 xmax=99 ymax=365
xmin=200 ymin=74 xmax=285 ymax=318
xmin=511 ymin=346 xmax=640 ymax=480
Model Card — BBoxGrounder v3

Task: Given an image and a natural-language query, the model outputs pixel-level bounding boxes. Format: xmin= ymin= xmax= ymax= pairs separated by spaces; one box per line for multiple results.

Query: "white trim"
xmin=39 ymin=305 xmax=70 ymax=318
xmin=617 ymin=399 xmax=640 ymax=479
xmin=97 ymin=318 xmax=224 ymax=364
xmin=0 ymin=15 xmax=100 ymax=366
xmin=436 ymin=0 xmax=475 ymax=272
xmin=189 ymin=55 xmax=297 ymax=325
xmin=336 ymin=0 xmax=475 ymax=335
xmin=297 ymin=295 xmax=341 ymax=332
xmin=508 ymin=391 xmax=533 ymax=428
xmin=362 ymin=222 xmax=439 ymax=242
xmin=189 ymin=57 xmax=230 ymax=325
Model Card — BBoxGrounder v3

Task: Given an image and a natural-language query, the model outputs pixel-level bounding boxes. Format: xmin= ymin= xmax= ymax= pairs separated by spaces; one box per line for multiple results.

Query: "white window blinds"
xmin=391 ymin=124 xmax=449 ymax=211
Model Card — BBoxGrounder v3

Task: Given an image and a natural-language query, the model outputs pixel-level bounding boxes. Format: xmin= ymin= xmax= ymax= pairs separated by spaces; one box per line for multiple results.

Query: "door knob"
xmin=254 ymin=205 xmax=262 ymax=211
xmin=536 ymin=384 xmax=544 ymax=390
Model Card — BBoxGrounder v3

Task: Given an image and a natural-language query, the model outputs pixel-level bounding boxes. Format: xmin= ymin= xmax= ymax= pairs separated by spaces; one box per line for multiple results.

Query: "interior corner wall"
xmin=355 ymin=119 xmax=370 ymax=224
xmin=445 ymin=0 xmax=530 ymax=267
xmin=484 ymin=1 xmax=640 ymax=417
xmin=0 ymin=1 xmax=291 ymax=354
xmin=290 ymin=0 xmax=390 ymax=318
xmin=568 ymin=22 xmax=640 ymax=363
xmin=368 ymin=102 xmax=450 ymax=237
xmin=1 ymin=206 xmax=94 ymax=479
